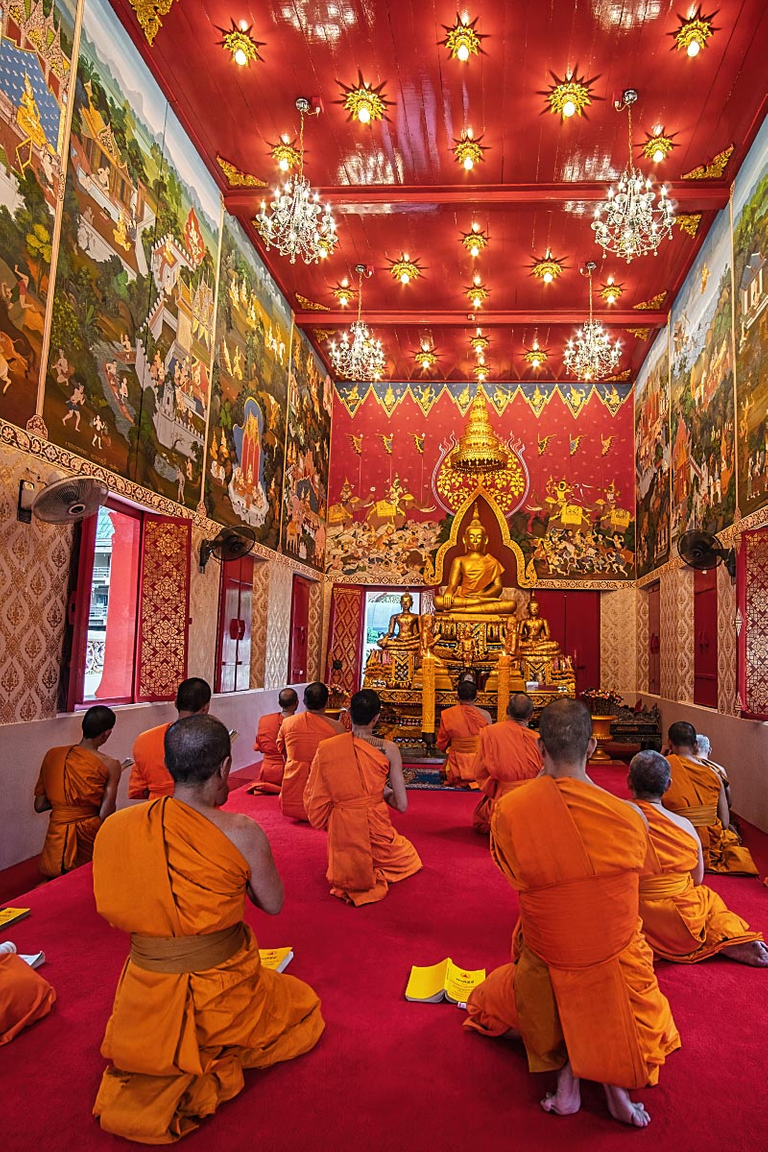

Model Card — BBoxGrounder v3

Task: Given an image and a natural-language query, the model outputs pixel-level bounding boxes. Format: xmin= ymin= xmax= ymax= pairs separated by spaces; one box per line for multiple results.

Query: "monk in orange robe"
xmin=93 ymin=715 xmax=324 ymax=1144
xmin=0 ymin=951 xmax=56 ymax=1045
xmin=628 ymin=751 xmax=768 ymax=965
xmin=129 ymin=677 xmax=211 ymax=800
xmin=34 ymin=705 xmax=121 ymax=878
xmin=465 ymin=699 xmax=680 ymax=1128
xmin=437 ymin=679 xmax=492 ymax=786
xmin=472 ymin=693 xmax=542 ymax=834
xmin=305 ymin=688 xmax=422 ymax=906
xmin=277 ymin=682 xmax=344 ymax=821
xmin=664 ymin=721 xmax=758 ymax=875
xmin=248 ymin=688 xmax=298 ymax=795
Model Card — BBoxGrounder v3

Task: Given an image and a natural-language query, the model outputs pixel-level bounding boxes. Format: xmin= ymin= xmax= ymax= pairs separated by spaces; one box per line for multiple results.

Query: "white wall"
xmin=1 ymin=686 xmax=305 ymax=872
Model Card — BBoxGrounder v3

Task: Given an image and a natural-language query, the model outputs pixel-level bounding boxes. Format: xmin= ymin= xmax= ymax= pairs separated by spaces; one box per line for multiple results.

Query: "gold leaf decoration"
xmin=604 ymin=368 xmax=631 ymax=382
xmin=127 ymin=0 xmax=178 ymax=46
xmin=216 ymin=156 xmax=266 ymax=187
xmin=633 ymin=291 xmax=667 ymax=311
xmin=626 ymin=327 xmax=651 ymax=340
xmin=676 ymin=213 xmax=702 ymax=237
xmin=295 ymin=293 xmax=330 ymax=312
xmin=682 ymin=144 xmax=734 ymax=180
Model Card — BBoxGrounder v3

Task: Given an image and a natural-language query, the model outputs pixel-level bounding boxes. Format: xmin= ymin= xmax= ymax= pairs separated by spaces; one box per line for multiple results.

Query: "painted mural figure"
xmin=377 ymin=593 xmax=421 ymax=652
xmin=61 ymin=381 xmax=85 ymax=430
xmin=435 ymin=506 xmax=516 ymax=615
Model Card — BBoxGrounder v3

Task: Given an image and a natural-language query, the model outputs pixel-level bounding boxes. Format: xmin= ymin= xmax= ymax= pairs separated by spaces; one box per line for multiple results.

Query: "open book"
xmin=259 ymin=947 xmax=293 ymax=973
xmin=0 ymin=908 xmax=30 ymax=930
xmin=405 ymin=958 xmax=486 ymax=1006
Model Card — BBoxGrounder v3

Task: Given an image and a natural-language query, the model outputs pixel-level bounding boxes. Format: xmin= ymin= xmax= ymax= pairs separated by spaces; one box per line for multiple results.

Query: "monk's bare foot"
xmin=722 ymin=940 xmax=768 ymax=966
xmin=603 ymin=1085 xmax=651 ymax=1127
xmin=541 ymin=1062 xmax=581 ymax=1116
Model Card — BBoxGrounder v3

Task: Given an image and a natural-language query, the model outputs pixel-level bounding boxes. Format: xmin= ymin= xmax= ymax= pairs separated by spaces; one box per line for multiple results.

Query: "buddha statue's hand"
xmin=442 ymin=591 xmax=454 ymax=608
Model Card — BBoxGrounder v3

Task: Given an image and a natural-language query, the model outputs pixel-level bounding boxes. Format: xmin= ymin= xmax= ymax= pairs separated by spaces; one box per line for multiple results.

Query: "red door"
xmin=289 ymin=576 xmax=311 ymax=683
xmin=648 ymin=582 xmax=661 ymax=695
xmin=215 ymin=556 xmax=255 ymax=693
xmin=534 ymin=590 xmax=600 ymax=695
xmin=694 ymin=568 xmax=718 ymax=708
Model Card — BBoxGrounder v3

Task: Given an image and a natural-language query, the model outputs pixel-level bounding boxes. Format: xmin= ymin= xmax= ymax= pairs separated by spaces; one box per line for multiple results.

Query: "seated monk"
xmin=304 ymin=688 xmax=422 ymax=906
xmin=694 ymin=733 xmax=731 ymax=806
xmin=0 ymin=949 xmax=56 ymax=1046
xmin=664 ymin=721 xmax=757 ymax=875
xmin=437 ymin=679 xmax=492 ymax=786
xmin=628 ymin=751 xmax=767 ymax=966
xmin=434 ymin=505 xmax=516 ymax=614
xmin=129 ymin=677 xmax=211 ymax=800
xmin=248 ymin=688 xmax=299 ymax=795
xmin=465 ymin=698 xmax=680 ymax=1128
xmin=377 ymin=592 xmax=421 ymax=651
xmin=93 ymin=715 xmax=324 ymax=1143
xmin=518 ymin=598 xmax=559 ymax=654
xmin=277 ymin=682 xmax=345 ymax=821
xmin=472 ymin=693 xmax=543 ymax=835
xmin=34 ymin=705 xmax=121 ymax=879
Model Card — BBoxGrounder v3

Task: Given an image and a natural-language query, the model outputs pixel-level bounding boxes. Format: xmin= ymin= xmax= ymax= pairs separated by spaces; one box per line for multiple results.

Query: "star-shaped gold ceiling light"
xmin=542 ymin=68 xmax=599 ymax=119
xmin=461 ymin=223 xmax=489 ymax=257
xmin=669 ymin=6 xmax=718 ymax=57
xmin=331 ymin=279 xmax=355 ymax=307
xmin=641 ymin=127 xmax=678 ymax=164
xmin=216 ymin=20 xmax=264 ymax=66
xmin=523 ymin=343 xmax=549 ymax=370
xmin=269 ymin=135 xmax=300 ymax=172
xmin=336 ymin=71 xmax=391 ymax=124
xmin=440 ymin=13 xmax=486 ymax=62
xmin=600 ymin=276 xmax=624 ymax=304
xmin=466 ymin=274 xmax=489 ymax=308
xmin=388 ymin=254 xmax=422 ymax=285
xmin=530 ymin=251 xmax=566 ymax=284
xmin=453 ymin=128 xmax=487 ymax=171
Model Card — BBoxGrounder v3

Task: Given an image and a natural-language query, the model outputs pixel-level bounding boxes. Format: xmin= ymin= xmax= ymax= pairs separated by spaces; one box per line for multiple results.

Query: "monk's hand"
xmin=383 ymin=785 xmax=395 ymax=807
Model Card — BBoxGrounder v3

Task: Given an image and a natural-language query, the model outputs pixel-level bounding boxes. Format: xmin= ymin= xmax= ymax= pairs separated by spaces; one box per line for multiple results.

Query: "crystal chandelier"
xmin=563 ymin=263 xmax=622 ymax=381
xmin=255 ymin=98 xmax=338 ymax=265
xmin=592 ymin=89 xmax=674 ymax=264
xmin=328 ymin=265 xmax=386 ymax=382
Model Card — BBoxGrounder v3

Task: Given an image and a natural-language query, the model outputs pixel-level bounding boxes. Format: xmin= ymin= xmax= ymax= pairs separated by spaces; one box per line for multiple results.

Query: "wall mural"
xmin=281 ymin=325 xmax=332 ymax=569
xmin=327 ymin=381 xmax=635 ymax=585
xmin=205 ymin=213 xmax=290 ymax=547
xmin=42 ymin=0 xmax=220 ymax=510
xmin=635 ymin=329 xmax=670 ymax=577
xmin=734 ymin=114 xmax=768 ymax=518
xmin=669 ymin=207 xmax=736 ymax=542
xmin=0 ymin=0 xmax=77 ymax=430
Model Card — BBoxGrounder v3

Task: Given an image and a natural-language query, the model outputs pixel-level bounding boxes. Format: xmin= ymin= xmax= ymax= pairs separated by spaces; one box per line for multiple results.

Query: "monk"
xmin=129 ymin=677 xmax=211 ymax=800
xmin=465 ymin=698 xmax=680 ymax=1128
xmin=277 ymin=682 xmax=345 ymax=821
xmin=305 ymin=688 xmax=422 ymax=906
xmin=694 ymin=733 xmax=731 ymax=805
xmin=0 ymin=950 xmax=56 ymax=1045
xmin=93 ymin=715 xmax=324 ymax=1143
xmin=248 ymin=688 xmax=299 ymax=795
xmin=664 ymin=721 xmax=757 ymax=875
xmin=629 ymin=750 xmax=767 ymax=965
xmin=472 ymin=693 xmax=543 ymax=834
xmin=436 ymin=679 xmax=492 ymax=786
xmin=34 ymin=705 xmax=121 ymax=878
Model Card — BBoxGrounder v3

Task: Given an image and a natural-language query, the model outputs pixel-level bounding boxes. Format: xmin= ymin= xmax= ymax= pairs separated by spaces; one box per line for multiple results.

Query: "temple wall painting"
xmin=634 ymin=328 xmax=670 ymax=578
xmin=205 ymin=213 xmax=290 ymax=548
xmin=326 ymin=380 xmax=635 ymax=586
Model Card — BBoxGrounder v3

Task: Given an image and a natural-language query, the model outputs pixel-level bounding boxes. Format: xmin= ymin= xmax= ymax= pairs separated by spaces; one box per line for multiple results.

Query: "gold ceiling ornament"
xmin=461 ymin=222 xmax=489 ymax=257
xmin=453 ymin=127 xmax=487 ymax=171
xmin=669 ymin=6 xmax=719 ymax=57
xmin=216 ymin=20 xmax=265 ymax=66
xmin=600 ymin=275 xmax=624 ymax=304
xmin=440 ymin=13 xmax=486 ymax=62
xmin=336 ymin=71 xmax=391 ymax=124
xmin=523 ymin=343 xmax=548 ymax=370
xmin=633 ymin=290 xmax=667 ymax=310
xmin=330 ymin=279 xmax=355 ymax=307
xmin=450 ymin=390 xmax=508 ymax=473
xmin=641 ymin=127 xmax=678 ymax=164
xmin=127 ymin=0 xmax=178 ymax=46
xmin=530 ymin=251 xmax=565 ymax=284
xmin=414 ymin=346 xmax=439 ymax=372
xmin=604 ymin=368 xmax=632 ymax=382
xmin=269 ymin=135 xmax=300 ymax=173
xmin=466 ymin=276 xmax=489 ymax=308
xmin=470 ymin=332 xmax=490 ymax=354
xmin=294 ymin=292 xmax=330 ymax=311
xmin=541 ymin=68 xmax=599 ymax=119
xmin=676 ymin=212 xmax=702 ymax=237
xmin=388 ymin=254 xmax=422 ymax=285
xmin=626 ymin=326 xmax=651 ymax=340
xmin=682 ymin=143 xmax=734 ymax=179
xmin=216 ymin=156 xmax=266 ymax=187
xmin=313 ymin=328 xmax=334 ymax=342
xmin=472 ymin=363 xmax=490 ymax=382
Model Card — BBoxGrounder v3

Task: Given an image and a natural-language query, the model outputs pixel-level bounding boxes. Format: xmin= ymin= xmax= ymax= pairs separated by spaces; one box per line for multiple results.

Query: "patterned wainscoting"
xmin=636 ymin=589 xmax=650 ymax=695
xmin=264 ymin=564 xmax=293 ymax=690
xmin=600 ymin=588 xmax=638 ymax=694
xmin=717 ymin=562 xmax=738 ymax=716
xmin=188 ymin=525 xmax=220 ymax=686
xmin=659 ymin=566 xmax=695 ymax=703
xmin=250 ymin=560 xmax=271 ymax=690
xmin=307 ymin=581 xmax=324 ymax=683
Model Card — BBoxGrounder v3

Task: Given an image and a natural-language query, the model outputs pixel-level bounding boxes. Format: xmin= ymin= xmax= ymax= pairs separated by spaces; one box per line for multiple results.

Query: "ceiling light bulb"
xmin=357 ymin=104 xmax=371 ymax=124
xmin=473 ymin=273 xmax=481 ymax=285
xmin=470 ymin=244 xmax=480 ymax=257
xmin=457 ymin=41 xmax=470 ymax=62
xmin=400 ymin=272 xmax=410 ymax=284
xmin=463 ymin=156 xmax=474 ymax=170
xmin=687 ymin=39 xmax=701 ymax=57
xmin=234 ymin=47 xmax=248 ymax=66
xmin=532 ymin=357 xmax=541 ymax=369
xmin=543 ymin=270 xmax=553 ymax=283
xmin=652 ymin=147 xmax=665 ymax=164
xmin=278 ymin=157 xmax=289 ymax=172
xmin=340 ymin=294 xmax=349 ymax=306
xmin=562 ymin=99 xmax=577 ymax=118
xmin=607 ymin=292 xmax=616 ymax=304
xmin=473 ymin=295 xmax=482 ymax=308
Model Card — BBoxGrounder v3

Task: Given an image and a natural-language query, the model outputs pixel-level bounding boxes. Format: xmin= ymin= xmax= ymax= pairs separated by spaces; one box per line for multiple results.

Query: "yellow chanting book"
xmin=259 ymin=947 xmax=293 ymax=973
xmin=405 ymin=958 xmax=486 ymax=1006
xmin=0 ymin=908 xmax=30 ymax=929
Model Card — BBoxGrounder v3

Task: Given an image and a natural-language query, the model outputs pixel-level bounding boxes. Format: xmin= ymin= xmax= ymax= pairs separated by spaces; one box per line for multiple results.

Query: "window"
xmin=215 ymin=555 xmax=255 ymax=693
xmin=362 ymin=589 xmax=422 ymax=673
xmin=693 ymin=568 xmax=718 ymax=708
xmin=647 ymin=582 xmax=661 ymax=695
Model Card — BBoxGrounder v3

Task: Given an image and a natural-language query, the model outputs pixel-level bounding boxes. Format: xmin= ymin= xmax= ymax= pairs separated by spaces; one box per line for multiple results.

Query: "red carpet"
xmin=2 ymin=783 xmax=768 ymax=1151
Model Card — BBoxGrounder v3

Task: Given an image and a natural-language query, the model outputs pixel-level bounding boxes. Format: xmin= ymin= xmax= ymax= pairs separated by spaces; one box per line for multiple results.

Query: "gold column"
xmin=496 ymin=657 xmax=510 ymax=721
xmin=422 ymin=655 xmax=436 ymax=738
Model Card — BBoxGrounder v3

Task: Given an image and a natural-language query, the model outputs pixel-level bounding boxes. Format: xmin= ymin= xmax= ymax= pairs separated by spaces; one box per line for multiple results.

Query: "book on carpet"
xmin=21 ymin=951 xmax=45 ymax=969
xmin=405 ymin=958 xmax=486 ymax=1006
xmin=259 ymin=947 xmax=293 ymax=972
xmin=0 ymin=907 xmax=30 ymax=929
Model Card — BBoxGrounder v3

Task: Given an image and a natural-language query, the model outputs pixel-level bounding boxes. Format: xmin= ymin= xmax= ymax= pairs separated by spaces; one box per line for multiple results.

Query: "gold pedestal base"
xmin=589 ymin=715 xmax=614 ymax=763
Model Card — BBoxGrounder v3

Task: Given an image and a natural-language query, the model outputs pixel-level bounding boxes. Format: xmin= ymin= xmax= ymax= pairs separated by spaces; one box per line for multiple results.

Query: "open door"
xmin=289 ymin=576 xmax=311 ymax=683
xmin=215 ymin=555 xmax=255 ymax=693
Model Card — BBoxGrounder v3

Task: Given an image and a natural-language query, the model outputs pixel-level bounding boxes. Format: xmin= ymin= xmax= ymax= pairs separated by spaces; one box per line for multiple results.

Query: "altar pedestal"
xmin=588 ymin=715 xmax=614 ymax=763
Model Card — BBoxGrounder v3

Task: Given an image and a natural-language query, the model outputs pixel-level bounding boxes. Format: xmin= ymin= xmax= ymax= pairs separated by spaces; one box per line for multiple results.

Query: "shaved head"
xmin=538 ymin=698 xmax=593 ymax=764
xmin=278 ymin=687 xmax=299 ymax=711
xmin=458 ymin=679 xmax=478 ymax=702
xmin=628 ymin=750 xmax=671 ymax=799
xmin=668 ymin=721 xmax=697 ymax=752
xmin=507 ymin=693 xmax=534 ymax=723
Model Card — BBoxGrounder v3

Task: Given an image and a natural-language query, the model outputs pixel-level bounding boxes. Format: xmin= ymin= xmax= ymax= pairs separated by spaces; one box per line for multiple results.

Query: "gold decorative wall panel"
xmin=135 ymin=518 xmax=191 ymax=700
xmin=264 ymin=563 xmax=293 ymax=690
xmin=660 ymin=566 xmax=694 ymax=703
xmin=600 ymin=588 xmax=638 ymax=692
xmin=307 ymin=581 xmax=323 ymax=682
xmin=716 ymin=564 xmax=737 ymax=715
xmin=636 ymin=589 xmax=650 ymax=695
xmin=188 ymin=525 xmax=219 ymax=686
xmin=250 ymin=560 xmax=271 ymax=689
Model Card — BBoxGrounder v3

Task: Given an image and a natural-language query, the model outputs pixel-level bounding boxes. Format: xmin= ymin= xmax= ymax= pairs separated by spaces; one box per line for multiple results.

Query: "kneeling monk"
xmin=465 ymin=698 xmax=680 ymax=1128
xmin=629 ymin=750 xmax=767 ymax=966
xmin=0 ymin=949 xmax=56 ymax=1046
xmin=472 ymin=693 xmax=542 ymax=834
xmin=305 ymin=689 xmax=422 ymax=906
xmin=277 ymin=682 xmax=345 ymax=820
xmin=248 ymin=687 xmax=298 ymax=795
xmin=437 ymin=679 xmax=492 ymax=786
xmin=93 ymin=715 xmax=324 ymax=1143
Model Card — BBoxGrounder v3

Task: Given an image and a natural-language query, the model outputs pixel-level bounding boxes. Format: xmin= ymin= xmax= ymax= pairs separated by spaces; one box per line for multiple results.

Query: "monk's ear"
xmin=586 ymin=736 xmax=597 ymax=758
xmin=218 ymin=755 xmax=232 ymax=781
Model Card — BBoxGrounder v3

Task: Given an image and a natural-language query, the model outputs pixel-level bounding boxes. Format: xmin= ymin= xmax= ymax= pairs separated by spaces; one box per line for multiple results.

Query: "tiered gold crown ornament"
xmin=449 ymin=389 xmax=508 ymax=473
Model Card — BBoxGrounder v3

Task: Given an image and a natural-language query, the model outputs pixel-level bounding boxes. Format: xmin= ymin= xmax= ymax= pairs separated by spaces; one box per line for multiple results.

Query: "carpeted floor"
xmin=2 ymin=776 xmax=768 ymax=1151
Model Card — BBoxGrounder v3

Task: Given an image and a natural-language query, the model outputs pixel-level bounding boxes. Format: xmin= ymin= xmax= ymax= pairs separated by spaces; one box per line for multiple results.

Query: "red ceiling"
xmin=111 ymin=0 xmax=768 ymax=382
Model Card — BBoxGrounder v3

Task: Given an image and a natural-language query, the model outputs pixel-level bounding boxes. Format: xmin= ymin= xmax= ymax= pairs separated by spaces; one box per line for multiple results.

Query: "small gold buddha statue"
xmin=377 ymin=593 xmax=421 ymax=651
xmin=434 ymin=505 xmax=516 ymax=615
xmin=519 ymin=598 xmax=560 ymax=654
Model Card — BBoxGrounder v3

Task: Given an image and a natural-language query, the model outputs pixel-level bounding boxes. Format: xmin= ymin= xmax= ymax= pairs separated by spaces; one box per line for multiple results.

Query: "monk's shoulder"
xmin=133 ymin=723 xmax=168 ymax=754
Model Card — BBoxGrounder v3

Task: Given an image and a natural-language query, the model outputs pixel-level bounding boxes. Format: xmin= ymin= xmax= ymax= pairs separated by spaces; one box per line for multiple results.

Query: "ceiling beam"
xmin=294 ymin=309 xmax=667 ymax=327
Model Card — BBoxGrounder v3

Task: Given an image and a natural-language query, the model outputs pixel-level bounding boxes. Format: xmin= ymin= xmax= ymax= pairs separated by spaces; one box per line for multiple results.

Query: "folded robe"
xmin=34 ymin=745 xmax=108 ymax=878
xmin=637 ymin=801 xmax=762 ymax=962
xmin=129 ymin=723 xmax=174 ymax=800
xmin=277 ymin=712 xmax=339 ymax=820
xmin=248 ymin=711 xmax=285 ymax=795
xmin=0 ymin=953 xmax=56 ymax=1046
xmin=472 ymin=720 xmax=542 ymax=834
xmin=437 ymin=703 xmax=490 ymax=785
xmin=92 ymin=798 xmax=324 ymax=1143
xmin=305 ymin=733 xmax=422 ymax=906
xmin=466 ymin=777 xmax=680 ymax=1090
xmin=664 ymin=754 xmax=758 ymax=875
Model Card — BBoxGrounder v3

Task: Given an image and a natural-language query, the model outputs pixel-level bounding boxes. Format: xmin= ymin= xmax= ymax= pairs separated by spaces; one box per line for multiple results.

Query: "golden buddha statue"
xmin=519 ymin=597 xmax=560 ymax=654
xmin=434 ymin=505 xmax=516 ymax=615
xmin=377 ymin=593 xmax=421 ymax=651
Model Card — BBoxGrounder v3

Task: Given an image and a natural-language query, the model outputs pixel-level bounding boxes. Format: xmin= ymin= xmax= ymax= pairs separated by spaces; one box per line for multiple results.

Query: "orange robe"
xmin=664 ymin=754 xmax=758 ymax=875
xmin=248 ymin=712 xmax=285 ymax=795
xmin=472 ymin=720 xmax=543 ymax=834
xmin=34 ymin=745 xmax=109 ymax=878
xmin=277 ymin=712 xmax=339 ymax=821
xmin=129 ymin=723 xmax=173 ymax=800
xmin=0 ymin=953 xmax=56 ymax=1046
xmin=637 ymin=801 xmax=762 ymax=962
xmin=436 ymin=703 xmax=490 ymax=786
xmin=305 ymin=734 xmax=422 ymax=906
xmin=92 ymin=798 xmax=324 ymax=1144
xmin=466 ymin=777 xmax=680 ymax=1089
